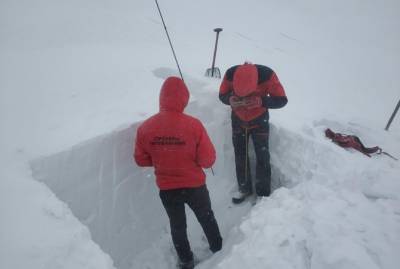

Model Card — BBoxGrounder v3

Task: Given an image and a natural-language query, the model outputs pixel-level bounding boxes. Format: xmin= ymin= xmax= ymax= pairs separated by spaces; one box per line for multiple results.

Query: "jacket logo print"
xmin=150 ymin=136 xmax=186 ymax=146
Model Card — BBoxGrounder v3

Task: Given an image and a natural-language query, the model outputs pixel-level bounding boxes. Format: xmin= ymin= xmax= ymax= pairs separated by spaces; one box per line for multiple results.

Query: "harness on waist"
xmin=325 ymin=128 xmax=398 ymax=160
xmin=240 ymin=124 xmax=259 ymax=130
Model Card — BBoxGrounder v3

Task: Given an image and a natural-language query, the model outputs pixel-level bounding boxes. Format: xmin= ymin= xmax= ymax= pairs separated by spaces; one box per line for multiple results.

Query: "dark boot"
xmin=232 ymin=190 xmax=252 ymax=204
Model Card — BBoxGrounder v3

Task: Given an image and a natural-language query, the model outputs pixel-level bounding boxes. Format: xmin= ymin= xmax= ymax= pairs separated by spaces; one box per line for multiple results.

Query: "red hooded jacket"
xmin=134 ymin=76 xmax=216 ymax=190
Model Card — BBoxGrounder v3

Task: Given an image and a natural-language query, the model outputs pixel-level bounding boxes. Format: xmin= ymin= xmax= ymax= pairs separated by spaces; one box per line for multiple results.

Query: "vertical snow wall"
xmin=30 ymin=124 xmax=167 ymax=269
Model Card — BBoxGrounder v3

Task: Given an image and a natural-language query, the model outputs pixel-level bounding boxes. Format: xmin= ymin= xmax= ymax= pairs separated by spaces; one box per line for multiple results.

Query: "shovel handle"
xmin=211 ymin=28 xmax=223 ymax=75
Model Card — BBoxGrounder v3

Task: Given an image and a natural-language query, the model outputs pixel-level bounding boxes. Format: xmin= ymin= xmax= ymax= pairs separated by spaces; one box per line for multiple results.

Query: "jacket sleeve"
xmin=196 ymin=122 xmax=216 ymax=168
xmin=133 ymin=127 xmax=153 ymax=167
xmin=219 ymin=74 xmax=234 ymax=105
xmin=262 ymin=72 xmax=288 ymax=109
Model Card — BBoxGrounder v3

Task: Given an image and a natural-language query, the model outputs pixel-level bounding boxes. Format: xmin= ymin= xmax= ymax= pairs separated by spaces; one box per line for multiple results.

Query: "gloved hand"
xmin=242 ymin=95 xmax=262 ymax=109
xmin=229 ymin=95 xmax=245 ymax=108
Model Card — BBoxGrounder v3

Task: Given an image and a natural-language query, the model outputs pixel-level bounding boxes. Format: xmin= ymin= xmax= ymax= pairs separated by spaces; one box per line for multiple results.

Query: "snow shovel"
xmin=205 ymin=28 xmax=223 ymax=78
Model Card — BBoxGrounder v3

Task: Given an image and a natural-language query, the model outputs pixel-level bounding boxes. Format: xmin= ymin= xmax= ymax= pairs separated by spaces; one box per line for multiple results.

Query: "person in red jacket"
xmin=134 ymin=76 xmax=222 ymax=269
xmin=219 ymin=62 xmax=288 ymax=203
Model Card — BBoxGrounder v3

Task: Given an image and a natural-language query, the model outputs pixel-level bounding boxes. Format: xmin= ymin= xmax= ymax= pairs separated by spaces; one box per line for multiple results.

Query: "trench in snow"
xmin=30 ymin=71 xmax=330 ymax=269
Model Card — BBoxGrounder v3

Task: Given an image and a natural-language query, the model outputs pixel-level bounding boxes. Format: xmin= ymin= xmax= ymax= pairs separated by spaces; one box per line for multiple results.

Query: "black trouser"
xmin=232 ymin=112 xmax=271 ymax=196
xmin=159 ymin=185 xmax=222 ymax=263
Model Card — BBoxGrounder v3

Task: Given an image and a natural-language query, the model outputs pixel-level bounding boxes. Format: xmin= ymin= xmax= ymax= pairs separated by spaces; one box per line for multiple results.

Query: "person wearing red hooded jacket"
xmin=219 ymin=62 xmax=288 ymax=203
xmin=134 ymin=76 xmax=222 ymax=269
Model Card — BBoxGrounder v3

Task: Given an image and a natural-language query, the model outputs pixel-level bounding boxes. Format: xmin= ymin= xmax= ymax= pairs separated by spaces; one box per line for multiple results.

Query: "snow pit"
xmin=29 ymin=119 xmax=317 ymax=269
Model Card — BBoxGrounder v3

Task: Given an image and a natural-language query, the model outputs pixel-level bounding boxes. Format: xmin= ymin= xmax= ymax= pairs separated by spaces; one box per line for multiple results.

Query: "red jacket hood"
xmin=233 ymin=63 xmax=258 ymax=97
xmin=159 ymin=76 xmax=189 ymax=112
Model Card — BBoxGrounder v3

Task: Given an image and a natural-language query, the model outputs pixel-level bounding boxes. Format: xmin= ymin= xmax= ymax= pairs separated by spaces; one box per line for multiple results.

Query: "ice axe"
xmin=205 ymin=28 xmax=223 ymax=78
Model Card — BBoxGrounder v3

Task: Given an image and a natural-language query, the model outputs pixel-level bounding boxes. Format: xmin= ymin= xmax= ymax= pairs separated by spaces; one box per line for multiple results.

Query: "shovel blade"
xmin=205 ymin=67 xmax=221 ymax=78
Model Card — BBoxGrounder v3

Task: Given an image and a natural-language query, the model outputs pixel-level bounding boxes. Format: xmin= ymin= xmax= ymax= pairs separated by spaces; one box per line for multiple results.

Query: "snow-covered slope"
xmin=1 ymin=1 xmax=400 ymax=269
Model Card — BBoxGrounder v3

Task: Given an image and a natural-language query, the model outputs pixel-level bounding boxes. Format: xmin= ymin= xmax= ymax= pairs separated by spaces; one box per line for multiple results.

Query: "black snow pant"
xmin=232 ymin=112 xmax=271 ymax=196
xmin=159 ymin=185 xmax=222 ymax=263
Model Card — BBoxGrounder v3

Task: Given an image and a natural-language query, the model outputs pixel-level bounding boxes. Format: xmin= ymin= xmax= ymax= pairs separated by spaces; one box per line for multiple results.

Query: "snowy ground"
xmin=1 ymin=1 xmax=400 ymax=269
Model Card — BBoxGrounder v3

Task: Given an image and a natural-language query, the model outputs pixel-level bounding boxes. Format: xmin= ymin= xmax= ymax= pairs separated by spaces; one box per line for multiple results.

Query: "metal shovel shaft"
xmin=211 ymin=28 xmax=223 ymax=76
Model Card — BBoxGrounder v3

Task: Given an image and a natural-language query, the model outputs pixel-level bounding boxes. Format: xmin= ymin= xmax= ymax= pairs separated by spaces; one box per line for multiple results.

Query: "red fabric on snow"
xmin=134 ymin=76 xmax=216 ymax=190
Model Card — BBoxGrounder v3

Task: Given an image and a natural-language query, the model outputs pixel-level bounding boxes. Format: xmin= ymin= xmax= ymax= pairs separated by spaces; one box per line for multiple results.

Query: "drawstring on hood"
xmin=159 ymin=76 xmax=189 ymax=112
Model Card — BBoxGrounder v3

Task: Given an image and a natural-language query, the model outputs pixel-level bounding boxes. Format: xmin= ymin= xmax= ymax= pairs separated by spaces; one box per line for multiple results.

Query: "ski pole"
xmin=385 ymin=98 xmax=400 ymax=131
xmin=154 ymin=0 xmax=184 ymax=82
